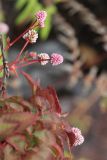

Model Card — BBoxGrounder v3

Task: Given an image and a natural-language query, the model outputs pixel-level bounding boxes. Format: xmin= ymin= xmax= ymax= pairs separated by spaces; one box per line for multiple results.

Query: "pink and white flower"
xmin=29 ymin=52 xmax=37 ymax=59
xmin=35 ymin=10 xmax=47 ymax=28
xmin=23 ymin=29 xmax=38 ymax=43
xmin=0 ymin=22 xmax=9 ymax=34
xmin=50 ymin=53 xmax=64 ymax=66
xmin=38 ymin=53 xmax=50 ymax=65
xmin=70 ymin=127 xmax=84 ymax=146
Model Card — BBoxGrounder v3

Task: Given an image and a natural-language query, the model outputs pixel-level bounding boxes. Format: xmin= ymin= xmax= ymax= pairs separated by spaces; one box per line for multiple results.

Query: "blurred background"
xmin=1 ymin=0 xmax=107 ymax=159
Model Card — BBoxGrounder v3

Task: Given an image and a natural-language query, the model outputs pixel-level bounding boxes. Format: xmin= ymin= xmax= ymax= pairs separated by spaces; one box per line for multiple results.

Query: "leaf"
xmin=36 ymin=86 xmax=62 ymax=113
xmin=15 ymin=0 xmax=27 ymax=10
xmin=6 ymin=96 xmax=33 ymax=111
xmin=47 ymin=86 xmax=62 ymax=114
xmin=4 ymin=144 xmax=21 ymax=160
xmin=33 ymin=129 xmax=55 ymax=146
xmin=51 ymin=143 xmax=64 ymax=158
xmin=15 ymin=0 xmax=36 ymax=25
xmin=15 ymin=0 xmax=42 ymax=25
xmin=0 ymin=120 xmax=18 ymax=138
xmin=21 ymin=71 xmax=38 ymax=96
xmin=65 ymin=130 xmax=75 ymax=148
xmin=23 ymin=145 xmax=51 ymax=160
xmin=6 ymin=135 xmax=27 ymax=154
xmin=0 ymin=112 xmax=38 ymax=134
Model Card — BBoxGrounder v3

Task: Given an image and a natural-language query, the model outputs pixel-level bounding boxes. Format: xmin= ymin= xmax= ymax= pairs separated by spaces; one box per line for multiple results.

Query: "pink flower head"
xmin=70 ymin=127 xmax=84 ymax=146
xmin=50 ymin=53 xmax=64 ymax=66
xmin=38 ymin=53 xmax=50 ymax=65
xmin=23 ymin=29 xmax=38 ymax=43
xmin=29 ymin=52 xmax=37 ymax=59
xmin=35 ymin=10 xmax=47 ymax=28
xmin=0 ymin=22 xmax=9 ymax=34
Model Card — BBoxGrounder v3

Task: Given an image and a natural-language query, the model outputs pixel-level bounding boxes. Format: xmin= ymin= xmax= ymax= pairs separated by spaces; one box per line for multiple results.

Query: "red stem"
xmin=16 ymin=59 xmax=40 ymax=68
xmin=16 ymin=58 xmax=50 ymax=69
xmin=4 ymin=22 xmax=38 ymax=51
xmin=14 ymin=40 xmax=29 ymax=64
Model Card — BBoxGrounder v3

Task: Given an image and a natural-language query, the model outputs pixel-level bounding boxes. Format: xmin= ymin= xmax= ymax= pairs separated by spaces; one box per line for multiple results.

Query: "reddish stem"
xmin=16 ymin=58 xmax=50 ymax=68
xmin=16 ymin=59 xmax=40 ymax=68
xmin=14 ymin=40 xmax=29 ymax=63
xmin=4 ymin=22 xmax=38 ymax=51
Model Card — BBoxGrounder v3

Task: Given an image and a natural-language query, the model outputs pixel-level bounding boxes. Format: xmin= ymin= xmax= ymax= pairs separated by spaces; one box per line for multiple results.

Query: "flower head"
xmin=51 ymin=53 xmax=63 ymax=66
xmin=29 ymin=52 xmax=37 ymax=59
xmin=71 ymin=127 xmax=84 ymax=146
xmin=35 ymin=10 xmax=47 ymax=28
xmin=0 ymin=22 xmax=9 ymax=34
xmin=23 ymin=29 xmax=38 ymax=43
xmin=38 ymin=53 xmax=50 ymax=65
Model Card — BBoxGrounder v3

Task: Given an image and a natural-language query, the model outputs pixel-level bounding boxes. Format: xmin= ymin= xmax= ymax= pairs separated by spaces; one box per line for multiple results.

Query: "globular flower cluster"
xmin=38 ymin=53 xmax=50 ymax=65
xmin=29 ymin=52 xmax=64 ymax=66
xmin=23 ymin=29 xmax=38 ymax=43
xmin=51 ymin=53 xmax=64 ymax=66
xmin=0 ymin=22 xmax=9 ymax=34
xmin=35 ymin=10 xmax=47 ymax=28
xmin=71 ymin=127 xmax=84 ymax=146
xmin=29 ymin=52 xmax=37 ymax=59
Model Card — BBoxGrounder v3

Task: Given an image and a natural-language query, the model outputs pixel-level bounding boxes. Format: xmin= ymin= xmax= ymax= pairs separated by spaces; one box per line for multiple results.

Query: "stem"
xmin=0 ymin=35 xmax=8 ymax=97
xmin=16 ymin=58 xmax=50 ymax=69
xmin=16 ymin=59 xmax=40 ymax=68
xmin=4 ymin=22 xmax=38 ymax=51
xmin=14 ymin=40 xmax=29 ymax=64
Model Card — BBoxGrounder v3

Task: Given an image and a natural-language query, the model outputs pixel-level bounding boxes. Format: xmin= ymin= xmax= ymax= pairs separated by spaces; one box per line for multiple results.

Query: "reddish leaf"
xmin=0 ymin=112 xmax=38 ymax=133
xmin=48 ymin=86 xmax=62 ymax=114
xmin=4 ymin=144 xmax=21 ymax=160
xmin=23 ymin=145 xmax=51 ymax=160
xmin=6 ymin=134 xmax=27 ymax=154
xmin=36 ymin=86 xmax=62 ymax=114
xmin=33 ymin=129 xmax=55 ymax=146
xmin=7 ymin=96 xmax=33 ymax=111
xmin=21 ymin=71 xmax=38 ymax=95
xmin=0 ymin=120 xmax=18 ymax=137
xmin=51 ymin=143 xmax=64 ymax=158
xmin=65 ymin=131 xmax=75 ymax=147
xmin=0 ymin=144 xmax=6 ymax=160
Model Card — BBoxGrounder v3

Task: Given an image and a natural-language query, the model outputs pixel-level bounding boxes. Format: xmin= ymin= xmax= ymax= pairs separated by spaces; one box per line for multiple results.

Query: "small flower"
xmin=51 ymin=53 xmax=63 ymax=66
xmin=35 ymin=10 xmax=47 ymax=28
xmin=23 ymin=29 xmax=38 ymax=43
xmin=0 ymin=22 xmax=9 ymax=34
xmin=71 ymin=127 xmax=84 ymax=146
xmin=38 ymin=53 xmax=50 ymax=65
xmin=29 ymin=52 xmax=37 ymax=59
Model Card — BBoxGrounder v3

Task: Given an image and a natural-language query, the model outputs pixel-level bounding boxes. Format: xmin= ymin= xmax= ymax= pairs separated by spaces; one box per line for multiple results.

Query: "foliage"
xmin=0 ymin=71 xmax=82 ymax=160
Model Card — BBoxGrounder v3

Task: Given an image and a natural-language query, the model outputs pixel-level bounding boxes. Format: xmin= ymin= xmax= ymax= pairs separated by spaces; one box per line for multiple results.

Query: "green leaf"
xmin=15 ymin=0 xmax=42 ymax=25
xmin=15 ymin=0 xmax=27 ymax=10
xmin=15 ymin=0 xmax=36 ymax=25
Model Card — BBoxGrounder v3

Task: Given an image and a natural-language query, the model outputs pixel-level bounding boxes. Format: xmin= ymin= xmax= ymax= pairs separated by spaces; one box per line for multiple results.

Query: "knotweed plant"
xmin=0 ymin=11 xmax=84 ymax=160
